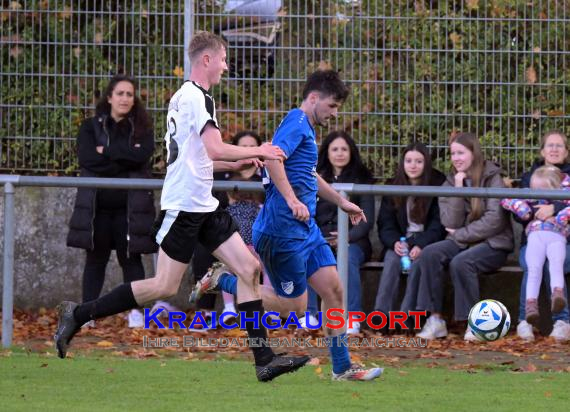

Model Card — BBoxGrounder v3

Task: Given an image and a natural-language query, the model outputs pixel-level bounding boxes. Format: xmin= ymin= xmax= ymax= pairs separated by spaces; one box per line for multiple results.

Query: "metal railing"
xmin=3 ymin=174 xmax=570 ymax=348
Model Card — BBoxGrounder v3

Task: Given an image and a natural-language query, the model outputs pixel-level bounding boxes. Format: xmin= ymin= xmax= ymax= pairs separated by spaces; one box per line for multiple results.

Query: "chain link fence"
xmin=2 ymin=1 xmax=570 ymax=178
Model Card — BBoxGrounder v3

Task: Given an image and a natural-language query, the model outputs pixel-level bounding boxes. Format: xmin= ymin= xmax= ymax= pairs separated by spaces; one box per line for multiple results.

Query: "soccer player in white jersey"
xmin=55 ymin=31 xmax=310 ymax=382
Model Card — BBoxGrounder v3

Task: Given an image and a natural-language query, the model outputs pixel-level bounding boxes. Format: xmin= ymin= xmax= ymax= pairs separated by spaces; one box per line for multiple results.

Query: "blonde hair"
xmin=189 ymin=31 xmax=227 ymax=63
xmin=530 ymin=165 xmax=563 ymax=189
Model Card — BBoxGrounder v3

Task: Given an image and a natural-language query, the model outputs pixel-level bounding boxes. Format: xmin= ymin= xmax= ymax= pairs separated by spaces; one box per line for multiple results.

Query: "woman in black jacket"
xmin=302 ymin=130 xmax=375 ymax=334
xmin=67 ymin=75 xmax=157 ymax=327
xmin=374 ymin=142 xmax=446 ymax=332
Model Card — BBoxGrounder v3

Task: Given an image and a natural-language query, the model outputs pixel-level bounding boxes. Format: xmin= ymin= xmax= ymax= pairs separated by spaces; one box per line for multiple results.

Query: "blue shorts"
xmin=253 ymin=226 xmax=336 ymax=298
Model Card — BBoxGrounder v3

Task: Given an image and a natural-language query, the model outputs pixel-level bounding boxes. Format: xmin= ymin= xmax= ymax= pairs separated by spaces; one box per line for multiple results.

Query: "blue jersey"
xmin=253 ymin=109 xmax=318 ymax=239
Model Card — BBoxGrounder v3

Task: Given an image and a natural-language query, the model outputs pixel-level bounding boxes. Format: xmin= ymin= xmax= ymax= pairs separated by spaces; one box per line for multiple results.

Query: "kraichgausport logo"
xmin=143 ymin=308 xmax=427 ymax=331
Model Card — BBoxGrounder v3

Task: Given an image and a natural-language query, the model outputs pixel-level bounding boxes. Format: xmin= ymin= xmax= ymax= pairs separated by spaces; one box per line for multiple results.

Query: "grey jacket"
xmin=439 ymin=161 xmax=514 ymax=251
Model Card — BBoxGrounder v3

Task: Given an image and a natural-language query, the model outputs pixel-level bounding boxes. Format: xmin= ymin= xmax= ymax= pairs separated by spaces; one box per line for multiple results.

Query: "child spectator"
xmin=501 ymin=165 xmax=570 ymax=326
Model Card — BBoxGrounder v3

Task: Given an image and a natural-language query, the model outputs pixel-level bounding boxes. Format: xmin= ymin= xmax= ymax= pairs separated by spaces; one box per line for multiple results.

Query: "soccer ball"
xmin=468 ymin=299 xmax=511 ymax=342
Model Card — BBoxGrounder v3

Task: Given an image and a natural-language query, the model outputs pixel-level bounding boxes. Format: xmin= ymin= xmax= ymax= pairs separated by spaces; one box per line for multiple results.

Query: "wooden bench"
xmin=361 ymin=261 xmax=523 ymax=273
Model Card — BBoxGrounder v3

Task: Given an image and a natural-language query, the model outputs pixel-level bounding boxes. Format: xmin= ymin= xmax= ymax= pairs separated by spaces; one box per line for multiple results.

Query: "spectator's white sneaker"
xmin=516 ymin=320 xmax=535 ymax=342
xmin=299 ymin=314 xmax=319 ymax=329
xmin=347 ymin=321 xmax=361 ymax=335
xmin=549 ymin=320 xmax=570 ymax=342
xmin=127 ymin=309 xmax=145 ymax=328
xmin=464 ymin=327 xmax=478 ymax=342
xmin=416 ymin=316 xmax=447 ymax=340
xmin=150 ymin=300 xmax=178 ymax=318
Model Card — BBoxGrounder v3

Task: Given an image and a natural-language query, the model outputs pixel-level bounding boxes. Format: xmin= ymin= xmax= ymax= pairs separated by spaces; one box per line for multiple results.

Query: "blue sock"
xmin=327 ymin=333 xmax=351 ymax=374
xmin=218 ymin=273 xmax=237 ymax=295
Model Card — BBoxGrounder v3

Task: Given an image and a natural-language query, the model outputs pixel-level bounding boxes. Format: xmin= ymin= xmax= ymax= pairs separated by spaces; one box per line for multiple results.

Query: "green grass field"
xmin=1 ymin=350 xmax=569 ymax=411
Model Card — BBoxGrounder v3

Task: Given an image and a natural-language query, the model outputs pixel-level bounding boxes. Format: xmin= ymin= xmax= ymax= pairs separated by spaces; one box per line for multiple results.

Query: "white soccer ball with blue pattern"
xmin=468 ymin=299 xmax=510 ymax=342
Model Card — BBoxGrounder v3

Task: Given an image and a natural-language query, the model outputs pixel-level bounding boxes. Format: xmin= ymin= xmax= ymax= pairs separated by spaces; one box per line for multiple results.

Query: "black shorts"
xmin=151 ymin=208 xmax=238 ymax=264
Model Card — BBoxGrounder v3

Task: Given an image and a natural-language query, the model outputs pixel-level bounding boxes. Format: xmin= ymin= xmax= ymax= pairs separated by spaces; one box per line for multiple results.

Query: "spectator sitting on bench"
xmin=501 ymin=165 xmax=570 ymax=332
xmin=374 ymin=141 xmax=446 ymax=334
xmin=401 ymin=132 xmax=513 ymax=341
xmin=507 ymin=130 xmax=570 ymax=342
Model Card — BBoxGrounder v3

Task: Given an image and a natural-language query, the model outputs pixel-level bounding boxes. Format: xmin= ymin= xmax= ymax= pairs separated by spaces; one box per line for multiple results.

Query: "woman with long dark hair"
xmin=67 ymin=75 xmax=157 ymax=327
xmin=374 ymin=142 xmax=446 ymax=333
xmin=401 ymin=132 xmax=513 ymax=340
xmin=300 ymin=130 xmax=374 ymax=334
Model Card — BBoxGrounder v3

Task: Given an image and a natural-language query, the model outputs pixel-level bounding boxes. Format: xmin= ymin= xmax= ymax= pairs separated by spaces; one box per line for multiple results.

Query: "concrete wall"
xmin=0 ymin=186 xmax=192 ymax=309
xmin=2 ymin=187 xmax=555 ymax=334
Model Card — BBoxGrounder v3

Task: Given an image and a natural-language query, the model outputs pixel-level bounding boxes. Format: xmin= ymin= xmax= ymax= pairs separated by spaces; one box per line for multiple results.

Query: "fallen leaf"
xmin=466 ymin=0 xmax=479 ymax=10
xmin=317 ymin=61 xmax=333 ymax=71
xmin=307 ymin=357 xmax=320 ymax=366
xmin=540 ymin=353 xmax=552 ymax=360
xmin=73 ymin=47 xmax=82 ymax=58
xmin=40 ymin=363 xmax=48 ymax=368
xmin=544 ymin=391 xmax=552 ymax=398
xmin=449 ymin=32 xmax=462 ymax=49
xmin=172 ymin=66 xmax=184 ymax=78
xmin=522 ymin=362 xmax=538 ymax=372
xmin=351 ymin=392 xmax=361 ymax=399
xmin=9 ymin=46 xmax=23 ymax=58
xmin=547 ymin=109 xmax=564 ymax=116
xmin=96 ymin=340 xmax=114 ymax=347
xmin=10 ymin=1 xmax=22 ymax=10
xmin=106 ymin=368 xmax=114 ymax=373
xmin=94 ymin=32 xmax=103 ymax=44
xmin=526 ymin=66 xmax=537 ymax=84
xmin=314 ymin=367 xmax=322 ymax=375
xmin=398 ymin=370 xmax=408 ymax=376
xmin=533 ymin=46 xmax=541 ymax=53
xmin=59 ymin=6 xmax=72 ymax=19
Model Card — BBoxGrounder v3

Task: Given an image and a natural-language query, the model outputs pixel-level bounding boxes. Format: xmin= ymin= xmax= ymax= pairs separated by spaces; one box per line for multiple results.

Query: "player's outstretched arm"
xmin=202 ymin=123 xmax=285 ymax=162
xmin=213 ymin=158 xmax=264 ymax=172
xmin=265 ymin=159 xmax=310 ymax=222
xmin=316 ymin=174 xmax=366 ymax=225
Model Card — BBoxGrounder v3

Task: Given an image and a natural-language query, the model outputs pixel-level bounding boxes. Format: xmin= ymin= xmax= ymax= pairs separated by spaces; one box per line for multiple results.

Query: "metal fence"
xmin=2 ymin=1 xmax=570 ymax=178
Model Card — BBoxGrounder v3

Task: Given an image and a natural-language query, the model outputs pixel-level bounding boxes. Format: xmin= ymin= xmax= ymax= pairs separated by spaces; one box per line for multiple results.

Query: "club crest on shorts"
xmin=281 ymin=281 xmax=294 ymax=295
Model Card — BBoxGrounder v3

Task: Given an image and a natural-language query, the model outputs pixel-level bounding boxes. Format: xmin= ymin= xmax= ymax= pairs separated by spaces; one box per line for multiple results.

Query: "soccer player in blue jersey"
xmin=192 ymin=70 xmax=383 ymax=381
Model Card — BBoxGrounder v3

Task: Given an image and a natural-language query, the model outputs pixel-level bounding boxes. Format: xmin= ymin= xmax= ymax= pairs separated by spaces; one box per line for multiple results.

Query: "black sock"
xmin=74 ymin=283 xmax=138 ymax=325
xmin=237 ymin=300 xmax=275 ymax=366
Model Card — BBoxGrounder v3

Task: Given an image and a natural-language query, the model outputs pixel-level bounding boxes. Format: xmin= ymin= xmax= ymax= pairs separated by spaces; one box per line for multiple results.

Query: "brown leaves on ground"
xmin=3 ymin=309 xmax=570 ymax=373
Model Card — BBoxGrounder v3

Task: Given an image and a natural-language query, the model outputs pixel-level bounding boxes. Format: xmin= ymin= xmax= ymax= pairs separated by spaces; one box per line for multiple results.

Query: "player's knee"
xmin=322 ymin=279 xmax=343 ymax=306
xmin=235 ymin=258 xmax=261 ymax=285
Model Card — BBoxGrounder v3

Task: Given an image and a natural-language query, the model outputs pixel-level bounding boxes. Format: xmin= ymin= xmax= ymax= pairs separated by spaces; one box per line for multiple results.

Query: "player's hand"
xmin=534 ymin=204 xmax=554 ymax=221
xmin=340 ymin=198 xmax=366 ymax=225
xmin=454 ymin=172 xmax=467 ymax=187
xmin=287 ymin=198 xmax=310 ymax=222
xmin=96 ymin=146 xmax=104 ymax=154
xmin=234 ymin=158 xmax=263 ymax=170
xmin=446 ymin=227 xmax=456 ymax=234
xmin=258 ymin=143 xmax=285 ymax=161
xmin=409 ymin=245 xmax=422 ymax=260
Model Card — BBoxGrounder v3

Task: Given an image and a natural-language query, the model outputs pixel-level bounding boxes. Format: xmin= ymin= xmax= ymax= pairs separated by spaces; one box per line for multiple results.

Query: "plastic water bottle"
xmin=400 ymin=237 xmax=411 ymax=274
